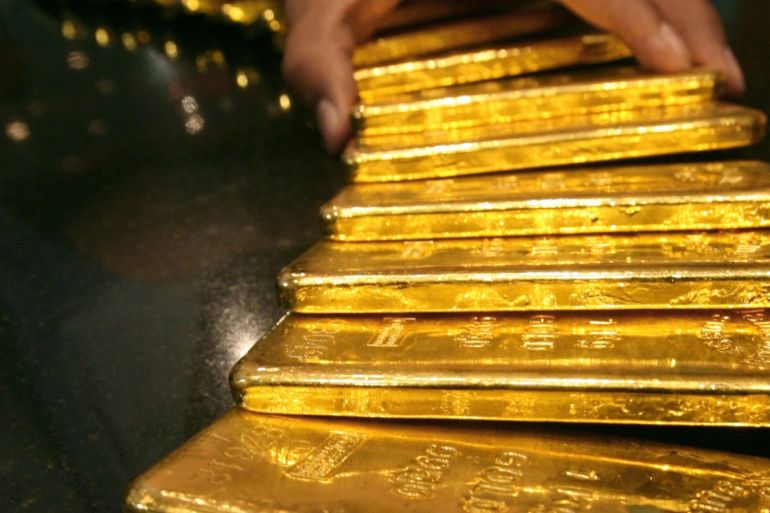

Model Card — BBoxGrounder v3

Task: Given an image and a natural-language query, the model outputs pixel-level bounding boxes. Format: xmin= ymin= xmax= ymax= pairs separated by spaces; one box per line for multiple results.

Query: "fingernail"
xmin=316 ymin=98 xmax=340 ymax=152
xmin=656 ymin=22 xmax=691 ymax=68
xmin=723 ymin=47 xmax=746 ymax=95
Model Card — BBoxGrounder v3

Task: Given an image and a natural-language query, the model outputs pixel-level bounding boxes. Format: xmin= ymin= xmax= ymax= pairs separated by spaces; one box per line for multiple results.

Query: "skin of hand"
xmin=282 ymin=0 xmax=746 ymax=153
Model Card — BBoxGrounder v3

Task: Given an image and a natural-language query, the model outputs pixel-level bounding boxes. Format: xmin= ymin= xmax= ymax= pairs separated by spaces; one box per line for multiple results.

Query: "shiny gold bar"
xmin=126 ymin=410 xmax=770 ymax=513
xmin=346 ymin=103 xmax=766 ymax=182
xmin=354 ymin=33 xmax=633 ymax=102
xmin=278 ymin=231 xmax=770 ymax=313
xmin=353 ymin=3 xmax=572 ymax=67
xmin=322 ymin=161 xmax=770 ymax=241
xmin=354 ymin=67 xmax=722 ymax=138
xmin=233 ymin=311 xmax=770 ymax=426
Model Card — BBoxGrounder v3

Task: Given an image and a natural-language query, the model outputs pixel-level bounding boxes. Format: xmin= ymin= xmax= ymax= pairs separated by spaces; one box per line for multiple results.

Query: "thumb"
xmin=283 ymin=1 xmax=357 ymax=152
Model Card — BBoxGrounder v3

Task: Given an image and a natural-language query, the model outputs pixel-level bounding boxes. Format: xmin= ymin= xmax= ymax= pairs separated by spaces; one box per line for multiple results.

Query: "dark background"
xmin=1 ymin=1 xmax=769 ymax=511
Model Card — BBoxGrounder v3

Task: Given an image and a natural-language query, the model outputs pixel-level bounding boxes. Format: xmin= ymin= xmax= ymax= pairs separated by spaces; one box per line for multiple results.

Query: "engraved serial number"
xmin=287 ymin=431 xmax=367 ymax=481
xmin=456 ymin=316 xmax=497 ymax=349
xmin=463 ymin=451 xmax=529 ymax=513
xmin=389 ymin=444 xmax=459 ymax=500
xmin=286 ymin=326 xmax=339 ymax=360
xmin=368 ymin=317 xmax=416 ymax=348
xmin=522 ymin=314 xmax=557 ymax=351
xmin=742 ymin=309 xmax=770 ymax=366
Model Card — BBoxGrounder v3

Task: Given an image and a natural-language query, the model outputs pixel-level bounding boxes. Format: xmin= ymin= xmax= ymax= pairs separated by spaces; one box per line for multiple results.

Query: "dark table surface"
xmin=2 ymin=1 xmax=770 ymax=511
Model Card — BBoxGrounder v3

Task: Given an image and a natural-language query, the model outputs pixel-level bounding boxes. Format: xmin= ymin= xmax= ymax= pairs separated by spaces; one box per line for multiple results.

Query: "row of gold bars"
xmin=128 ymin=2 xmax=770 ymax=512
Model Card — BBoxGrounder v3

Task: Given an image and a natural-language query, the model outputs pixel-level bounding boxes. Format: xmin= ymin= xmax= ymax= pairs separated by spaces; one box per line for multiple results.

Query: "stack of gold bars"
xmin=127 ymin=2 xmax=770 ymax=511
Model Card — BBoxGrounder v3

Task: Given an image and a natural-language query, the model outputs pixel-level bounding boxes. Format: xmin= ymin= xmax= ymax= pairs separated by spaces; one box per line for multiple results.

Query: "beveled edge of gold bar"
xmin=353 ymin=68 xmax=722 ymax=120
xmin=237 ymin=386 xmax=770 ymax=427
xmin=276 ymin=230 xmax=770 ymax=313
xmin=322 ymin=160 xmax=770 ymax=220
xmin=344 ymin=104 xmax=766 ymax=181
xmin=234 ymin=359 xmax=770 ymax=395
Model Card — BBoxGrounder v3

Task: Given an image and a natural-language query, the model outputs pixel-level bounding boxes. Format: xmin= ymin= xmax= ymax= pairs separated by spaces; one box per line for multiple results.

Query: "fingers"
xmin=283 ymin=0 xmax=399 ymax=153
xmin=559 ymin=0 xmax=691 ymax=71
xmin=559 ymin=0 xmax=744 ymax=95
xmin=650 ymin=0 xmax=744 ymax=94
xmin=283 ymin=0 xmax=358 ymax=152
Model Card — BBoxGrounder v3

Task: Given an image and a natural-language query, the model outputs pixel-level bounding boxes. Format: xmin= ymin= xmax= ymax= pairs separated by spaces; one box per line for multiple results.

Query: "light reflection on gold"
xmin=354 ymin=67 xmax=722 ymax=138
xmin=61 ymin=20 xmax=77 ymax=40
xmin=236 ymin=71 xmax=249 ymax=88
xmin=121 ymin=32 xmax=138 ymax=51
xmin=321 ymin=161 xmax=770 ymax=240
xmin=232 ymin=311 xmax=770 ymax=426
xmin=268 ymin=19 xmax=282 ymax=32
xmin=355 ymin=33 xmax=633 ymax=102
xmin=6 ymin=121 xmax=30 ymax=142
xmin=95 ymin=27 xmax=110 ymax=47
xmin=353 ymin=3 xmax=571 ymax=67
xmin=181 ymin=0 xmax=201 ymax=12
xmin=164 ymin=40 xmax=179 ymax=60
xmin=221 ymin=3 xmax=245 ymax=22
xmin=278 ymin=93 xmax=291 ymax=111
xmin=125 ymin=410 xmax=770 ymax=513
xmin=346 ymin=103 xmax=766 ymax=182
xmin=278 ymin=230 xmax=770 ymax=313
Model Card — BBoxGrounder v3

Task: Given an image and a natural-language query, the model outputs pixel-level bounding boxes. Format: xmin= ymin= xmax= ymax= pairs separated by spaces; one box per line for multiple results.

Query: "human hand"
xmin=282 ymin=0 xmax=745 ymax=153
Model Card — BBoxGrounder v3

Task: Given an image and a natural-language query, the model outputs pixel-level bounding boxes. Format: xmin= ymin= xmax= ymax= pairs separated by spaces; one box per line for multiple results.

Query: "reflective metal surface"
xmin=322 ymin=161 xmax=770 ymax=240
xmin=3 ymin=1 xmax=770 ymax=512
xmin=352 ymin=2 xmax=573 ymax=67
xmin=126 ymin=410 xmax=770 ymax=513
xmin=354 ymin=33 xmax=633 ymax=102
xmin=233 ymin=312 xmax=770 ymax=426
xmin=279 ymin=231 xmax=770 ymax=313
xmin=346 ymin=103 xmax=766 ymax=182
xmin=354 ymin=67 xmax=722 ymax=138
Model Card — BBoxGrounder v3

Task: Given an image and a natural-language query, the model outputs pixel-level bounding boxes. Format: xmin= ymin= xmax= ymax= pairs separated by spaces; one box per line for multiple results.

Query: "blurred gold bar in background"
xmin=278 ymin=231 xmax=770 ymax=313
xmin=233 ymin=311 xmax=770 ymax=426
xmin=353 ymin=2 xmax=573 ymax=67
xmin=347 ymin=103 xmax=766 ymax=182
xmin=354 ymin=67 xmax=722 ymax=137
xmin=322 ymin=161 xmax=770 ymax=241
xmin=354 ymin=33 xmax=632 ymax=102
xmin=126 ymin=410 xmax=770 ymax=513
xmin=377 ymin=0 xmax=534 ymax=32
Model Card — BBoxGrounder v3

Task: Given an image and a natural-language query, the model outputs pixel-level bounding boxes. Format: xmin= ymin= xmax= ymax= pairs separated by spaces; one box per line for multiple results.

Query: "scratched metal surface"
xmin=0 ymin=1 xmax=769 ymax=512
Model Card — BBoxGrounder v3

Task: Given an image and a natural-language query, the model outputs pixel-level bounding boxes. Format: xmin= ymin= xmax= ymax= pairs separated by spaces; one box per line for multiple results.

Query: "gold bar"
xmin=346 ymin=103 xmax=766 ymax=182
xmin=354 ymin=67 xmax=722 ymax=138
xmin=353 ymin=3 xmax=572 ymax=67
xmin=322 ymin=161 xmax=770 ymax=241
xmin=233 ymin=311 xmax=770 ymax=426
xmin=126 ymin=410 xmax=770 ymax=513
xmin=278 ymin=231 xmax=770 ymax=313
xmin=354 ymin=33 xmax=633 ymax=102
